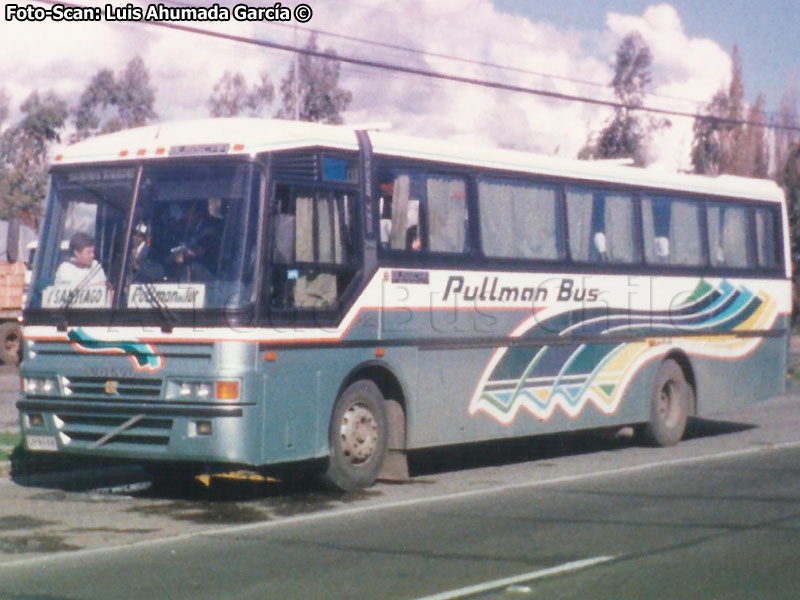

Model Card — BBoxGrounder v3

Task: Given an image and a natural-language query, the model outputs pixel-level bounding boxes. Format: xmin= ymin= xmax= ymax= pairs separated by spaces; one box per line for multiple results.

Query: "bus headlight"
xmin=167 ymin=380 xmax=239 ymax=401
xmin=24 ymin=377 xmax=59 ymax=395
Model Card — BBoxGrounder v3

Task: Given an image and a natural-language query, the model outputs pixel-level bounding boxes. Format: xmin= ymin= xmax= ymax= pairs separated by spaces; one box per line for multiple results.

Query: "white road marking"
xmin=410 ymin=556 xmax=615 ymax=600
xmin=2 ymin=439 xmax=800 ymax=570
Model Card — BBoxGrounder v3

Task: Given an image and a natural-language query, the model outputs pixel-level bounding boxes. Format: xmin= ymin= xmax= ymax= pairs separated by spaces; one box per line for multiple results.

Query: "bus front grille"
xmin=63 ymin=376 xmax=163 ymax=400
xmin=55 ymin=412 xmax=173 ymax=448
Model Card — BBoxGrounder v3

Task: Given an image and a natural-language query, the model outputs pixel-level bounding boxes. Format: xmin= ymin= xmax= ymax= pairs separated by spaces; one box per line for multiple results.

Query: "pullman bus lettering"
xmin=442 ymin=276 xmax=599 ymax=304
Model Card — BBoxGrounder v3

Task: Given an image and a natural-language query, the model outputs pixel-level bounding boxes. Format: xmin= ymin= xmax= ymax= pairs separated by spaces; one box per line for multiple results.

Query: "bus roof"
xmin=55 ymin=117 xmax=785 ymax=204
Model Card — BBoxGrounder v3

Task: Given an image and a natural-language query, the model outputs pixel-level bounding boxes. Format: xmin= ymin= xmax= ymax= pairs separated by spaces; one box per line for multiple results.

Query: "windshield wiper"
xmin=58 ymin=263 xmax=107 ymax=330
xmin=137 ymin=280 xmax=176 ymax=333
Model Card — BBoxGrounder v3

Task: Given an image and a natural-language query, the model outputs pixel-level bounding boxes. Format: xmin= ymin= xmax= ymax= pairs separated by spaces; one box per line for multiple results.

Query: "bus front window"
xmin=30 ymin=167 xmax=133 ymax=310
xmin=124 ymin=163 xmax=260 ymax=311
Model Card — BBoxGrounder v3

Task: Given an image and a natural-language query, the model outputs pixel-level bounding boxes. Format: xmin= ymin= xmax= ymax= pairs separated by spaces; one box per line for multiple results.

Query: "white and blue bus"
xmin=18 ymin=118 xmax=791 ymax=490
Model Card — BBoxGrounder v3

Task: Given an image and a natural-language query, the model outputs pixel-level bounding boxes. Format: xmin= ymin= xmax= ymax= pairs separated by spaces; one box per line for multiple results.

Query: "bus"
xmin=18 ymin=118 xmax=791 ymax=491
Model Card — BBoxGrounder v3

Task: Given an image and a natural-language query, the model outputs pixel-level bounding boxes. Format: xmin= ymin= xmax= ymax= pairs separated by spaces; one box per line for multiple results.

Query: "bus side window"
xmin=478 ymin=177 xmax=560 ymax=260
xmin=755 ymin=207 xmax=780 ymax=269
xmin=378 ymin=172 xmax=468 ymax=254
xmin=427 ymin=175 xmax=468 ymax=253
xmin=642 ymin=196 xmax=703 ymax=267
xmin=269 ymin=184 xmax=357 ymax=312
xmin=707 ymin=203 xmax=749 ymax=268
xmin=566 ymin=188 xmax=636 ymax=264
xmin=382 ymin=174 xmax=420 ymax=251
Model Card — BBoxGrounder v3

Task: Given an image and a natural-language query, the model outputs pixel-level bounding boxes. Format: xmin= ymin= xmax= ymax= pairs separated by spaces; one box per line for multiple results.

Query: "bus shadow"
xmin=7 ymin=417 xmax=757 ymax=499
xmin=407 ymin=416 xmax=757 ymax=478
xmin=683 ymin=416 xmax=757 ymax=440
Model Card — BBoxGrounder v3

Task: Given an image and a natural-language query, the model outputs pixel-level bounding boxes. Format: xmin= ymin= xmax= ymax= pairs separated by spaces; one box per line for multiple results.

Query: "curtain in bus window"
xmin=567 ymin=189 xmax=635 ymax=263
xmin=293 ymin=193 xmax=337 ymax=308
xmin=316 ymin=193 xmax=343 ymax=264
xmin=641 ymin=198 xmax=661 ymax=263
xmin=755 ymin=208 xmax=779 ymax=268
xmin=670 ymin=200 xmax=703 ymax=266
xmin=566 ymin=189 xmax=592 ymax=261
xmin=293 ymin=193 xmax=346 ymax=264
xmin=295 ymin=196 xmax=314 ymax=262
xmin=389 ymin=175 xmax=410 ymax=250
xmin=603 ymin=195 xmax=636 ymax=263
xmin=707 ymin=204 xmax=748 ymax=268
xmin=643 ymin=197 xmax=702 ymax=266
xmin=479 ymin=179 xmax=558 ymax=259
xmin=427 ymin=176 xmax=467 ymax=253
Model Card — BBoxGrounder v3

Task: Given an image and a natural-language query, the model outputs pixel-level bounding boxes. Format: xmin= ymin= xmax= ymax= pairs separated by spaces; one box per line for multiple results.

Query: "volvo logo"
xmin=83 ymin=367 xmax=132 ymax=378
xmin=104 ymin=380 xmax=118 ymax=395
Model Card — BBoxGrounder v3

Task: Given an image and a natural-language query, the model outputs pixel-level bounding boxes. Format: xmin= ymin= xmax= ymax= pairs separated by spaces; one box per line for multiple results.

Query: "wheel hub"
xmin=339 ymin=403 xmax=378 ymax=466
xmin=658 ymin=381 xmax=678 ymax=426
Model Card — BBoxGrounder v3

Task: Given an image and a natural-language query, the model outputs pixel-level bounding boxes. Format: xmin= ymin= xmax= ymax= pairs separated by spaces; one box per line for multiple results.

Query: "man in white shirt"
xmin=54 ymin=232 xmax=107 ymax=288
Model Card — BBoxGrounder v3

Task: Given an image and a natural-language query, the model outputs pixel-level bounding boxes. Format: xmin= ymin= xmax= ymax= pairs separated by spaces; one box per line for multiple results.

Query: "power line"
xmin=265 ymin=22 xmax=714 ymax=109
xmin=33 ymin=0 xmax=800 ymax=133
xmin=162 ymin=0 xmax=711 ymax=110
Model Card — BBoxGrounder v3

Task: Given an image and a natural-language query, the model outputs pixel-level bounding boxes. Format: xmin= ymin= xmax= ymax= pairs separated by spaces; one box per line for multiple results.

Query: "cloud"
xmin=0 ymin=0 xmax=732 ymax=170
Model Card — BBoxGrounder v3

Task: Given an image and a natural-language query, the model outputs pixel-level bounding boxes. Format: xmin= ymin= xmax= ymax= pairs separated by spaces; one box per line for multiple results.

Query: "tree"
xmin=579 ymin=32 xmax=665 ymax=166
xmin=72 ymin=56 xmax=156 ymax=141
xmin=690 ymin=90 xmax=729 ymax=175
xmin=0 ymin=90 xmax=68 ymax=217
xmin=725 ymin=46 xmax=747 ymax=174
xmin=0 ymin=88 xmax=9 ymax=130
xmin=742 ymin=94 xmax=769 ymax=178
xmin=208 ymin=71 xmax=274 ymax=117
xmin=116 ymin=56 xmax=157 ymax=129
xmin=781 ymin=142 xmax=800 ymax=316
xmin=773 ymin=84 xmax=798 ymax=178
xmin=691 ymin=45 xmax=769 ymax=178
xmin=276 ymin=34 xmax=352 ymax=124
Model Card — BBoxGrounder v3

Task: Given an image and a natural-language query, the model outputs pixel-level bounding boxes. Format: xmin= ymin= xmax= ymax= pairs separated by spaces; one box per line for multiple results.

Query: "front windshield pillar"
xmin=112 ymin=165 xmax=144 ymax=311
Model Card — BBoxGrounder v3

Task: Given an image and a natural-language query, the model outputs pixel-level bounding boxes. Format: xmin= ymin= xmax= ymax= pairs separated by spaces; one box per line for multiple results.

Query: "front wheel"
xmin=322 ymin=380 xmax=388 ymax=492
xmin=638 ymin=359 xmax=690 ymax=447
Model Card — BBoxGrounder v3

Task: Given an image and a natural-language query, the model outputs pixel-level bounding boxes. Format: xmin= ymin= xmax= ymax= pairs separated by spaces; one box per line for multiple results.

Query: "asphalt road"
xmin=1 ymin=393 xmax=800 ymax=600
xmin=0 ymin=364 xmax=19 ymax=432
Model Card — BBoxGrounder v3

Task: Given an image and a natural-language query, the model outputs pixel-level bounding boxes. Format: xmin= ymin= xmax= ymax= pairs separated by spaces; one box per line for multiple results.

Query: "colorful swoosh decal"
xmin=469 ymin=279 xmax=778 ymax=424
xmin=68 ymin=327 xmax=164 ymax=372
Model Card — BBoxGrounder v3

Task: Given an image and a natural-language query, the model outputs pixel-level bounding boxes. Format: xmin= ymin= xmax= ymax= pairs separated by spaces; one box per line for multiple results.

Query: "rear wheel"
xmin=322 ymin=380 xmax=388 ymax=492
xmin=639 ymin=359 xmax=690 ymax=447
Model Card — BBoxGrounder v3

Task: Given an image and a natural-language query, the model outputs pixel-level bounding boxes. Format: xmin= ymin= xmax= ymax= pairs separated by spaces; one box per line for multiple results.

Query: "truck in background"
xmin=0 ymin=217 xmax=37 ymax=365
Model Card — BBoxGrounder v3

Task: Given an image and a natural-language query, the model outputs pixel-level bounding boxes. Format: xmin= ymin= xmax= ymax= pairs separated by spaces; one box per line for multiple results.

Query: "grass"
xmin=0 ymin=431 xmax=21 ymax=462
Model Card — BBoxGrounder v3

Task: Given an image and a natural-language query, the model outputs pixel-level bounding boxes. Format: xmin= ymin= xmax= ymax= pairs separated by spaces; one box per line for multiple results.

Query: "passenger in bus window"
xmin=55 ymin=232 xmax=107 ymax=288
xmin=131 ymin=222 xmax=165 ymax=282
xmin=170 ymin=200 xmax=220 ymax=281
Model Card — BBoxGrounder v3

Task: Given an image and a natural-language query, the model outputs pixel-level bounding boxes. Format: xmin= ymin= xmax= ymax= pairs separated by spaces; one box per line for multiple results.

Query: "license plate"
xmin=26 ymin=435 xmax=58 ymax=452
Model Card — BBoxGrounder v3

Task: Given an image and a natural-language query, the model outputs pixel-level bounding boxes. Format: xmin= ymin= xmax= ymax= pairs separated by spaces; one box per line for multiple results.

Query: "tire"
xmin=322 ymin=380 xmax=388 ymax=492
xmin=0 ymin=321 xmax=21 ymax=366
xmin=639 ymin=359 xmax=690 ymax=447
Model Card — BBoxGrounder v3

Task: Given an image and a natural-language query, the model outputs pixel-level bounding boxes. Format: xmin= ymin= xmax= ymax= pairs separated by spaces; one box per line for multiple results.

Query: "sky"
xmin=0 ymin=0 xmax=796 ymax=172
xmin=495 ymin=0 xmax=799 ymax=107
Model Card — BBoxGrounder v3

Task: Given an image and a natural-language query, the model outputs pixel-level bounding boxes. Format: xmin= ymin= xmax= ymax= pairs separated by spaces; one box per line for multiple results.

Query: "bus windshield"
xmin=29 ymin=162 xmax=260 ymax=312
